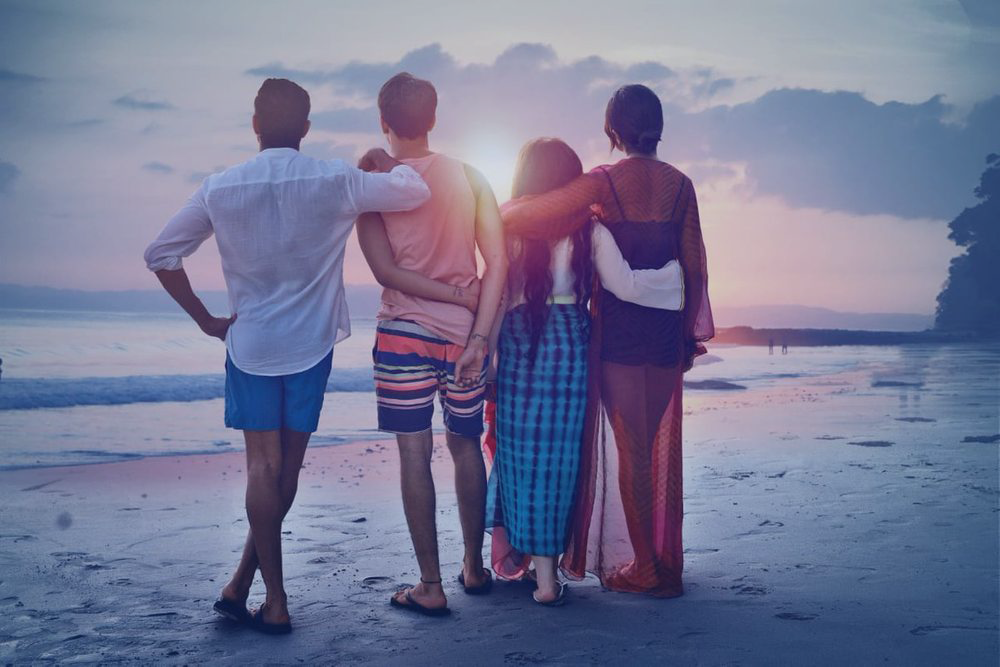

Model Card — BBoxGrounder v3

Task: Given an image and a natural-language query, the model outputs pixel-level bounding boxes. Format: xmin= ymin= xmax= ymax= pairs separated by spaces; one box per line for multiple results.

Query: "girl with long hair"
xmin=501 ymin=85 xmax=714 ymax=597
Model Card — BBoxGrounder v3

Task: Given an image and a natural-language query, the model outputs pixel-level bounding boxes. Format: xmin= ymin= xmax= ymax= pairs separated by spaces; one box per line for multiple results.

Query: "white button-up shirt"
xmin=144 ymin=148 xmax=430 ymax=376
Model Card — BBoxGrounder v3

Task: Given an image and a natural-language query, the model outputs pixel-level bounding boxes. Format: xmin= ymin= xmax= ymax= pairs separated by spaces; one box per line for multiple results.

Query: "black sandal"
xmin=457 ymin=568 xmax=494 ymax=595
xmin=389 ymin=578 xmax=451 ymax=617
xmin=247 ymin=607 xmax=292 ymax=635
xmin=213 ymin=596 xmax=251 ymax=623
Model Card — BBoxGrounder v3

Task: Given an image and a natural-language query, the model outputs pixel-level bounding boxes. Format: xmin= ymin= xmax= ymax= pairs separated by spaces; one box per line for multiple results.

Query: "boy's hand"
xmin=358 ymin=148 xmax=399 ymax=173
xmin=199 ymin=314 xmax=236 ymax=341
xmin=453 ymin=336 xmax=487 ymax=388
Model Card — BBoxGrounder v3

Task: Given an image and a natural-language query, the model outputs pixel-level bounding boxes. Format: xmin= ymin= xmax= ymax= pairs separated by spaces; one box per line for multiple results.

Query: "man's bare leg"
xmin=221 ymin=429 xmax=310 ymax=609
xmin=445 ymin=431 xmax=487 ymax=587
xmin=242 ymin=429 xmax=291 ymax=624
xmin=392 ymin=429 xmax=447 ymax=609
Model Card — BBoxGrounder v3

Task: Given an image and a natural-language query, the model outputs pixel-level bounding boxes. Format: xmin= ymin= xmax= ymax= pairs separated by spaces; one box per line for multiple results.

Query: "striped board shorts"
xmin=373 ymin=319 xmax=487 ymax=438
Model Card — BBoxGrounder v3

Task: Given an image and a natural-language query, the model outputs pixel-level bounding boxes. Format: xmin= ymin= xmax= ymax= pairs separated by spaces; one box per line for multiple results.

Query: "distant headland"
xmin=714 ymin=326 xmax=995 ymax=346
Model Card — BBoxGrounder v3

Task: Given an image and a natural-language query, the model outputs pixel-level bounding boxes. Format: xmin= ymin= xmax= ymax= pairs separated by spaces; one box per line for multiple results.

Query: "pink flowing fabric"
xmin=483 ymin=397 xmax=534 ymax=580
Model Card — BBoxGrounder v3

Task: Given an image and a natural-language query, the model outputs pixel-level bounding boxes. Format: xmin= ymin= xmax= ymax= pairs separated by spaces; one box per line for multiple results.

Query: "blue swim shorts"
xmin=224 ymin=350 xmax=333 ymax=433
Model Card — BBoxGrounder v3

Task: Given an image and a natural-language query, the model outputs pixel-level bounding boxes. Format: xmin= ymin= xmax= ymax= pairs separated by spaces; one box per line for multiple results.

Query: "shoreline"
xmin=2 ymin=346 xmax=998 ymax=664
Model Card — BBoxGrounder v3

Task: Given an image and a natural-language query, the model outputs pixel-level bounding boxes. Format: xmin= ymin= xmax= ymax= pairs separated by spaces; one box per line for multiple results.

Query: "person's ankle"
xmin=264 ymin=591 xmax=288 ymax=610
xmin=222 ymin=580 xmax=250 ymax=602
xmin=533 ymin=585 xmax=558 ymax=602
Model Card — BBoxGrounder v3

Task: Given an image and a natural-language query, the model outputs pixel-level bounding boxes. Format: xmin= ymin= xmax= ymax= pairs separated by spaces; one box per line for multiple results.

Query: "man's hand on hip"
xmin=199 ymin=314 xmax=237 ymax=342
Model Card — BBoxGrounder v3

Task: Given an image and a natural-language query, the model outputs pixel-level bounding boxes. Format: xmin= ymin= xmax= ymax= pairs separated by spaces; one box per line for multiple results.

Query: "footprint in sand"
xmin=775 ymin=612 xmax=817 ymax=621
xmin=895 ymin=417 xmax=936 ymax=423
xmin=504 ymin=651 xmax=547 ymax=665
xmin=962 ymin=434 xmax=1000 ymax=444
xmin=848 ymin=440 xmax=894 ymax=448
xmin=2 ymin=533 xmax=38 ymax=543
xmin=19 ymin=479 xmax=62 ymax=492
xmin=733 ymin=584 xmax=768 ymax=596
xmin=910 ymin=624 xmax=998 ymax=636
xmin=361 ymin=576 xmax=396 ymax=591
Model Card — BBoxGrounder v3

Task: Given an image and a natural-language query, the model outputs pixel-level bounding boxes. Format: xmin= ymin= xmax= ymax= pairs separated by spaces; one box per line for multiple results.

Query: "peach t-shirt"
xmin=378 ymin=153 xmax=478 ymax=346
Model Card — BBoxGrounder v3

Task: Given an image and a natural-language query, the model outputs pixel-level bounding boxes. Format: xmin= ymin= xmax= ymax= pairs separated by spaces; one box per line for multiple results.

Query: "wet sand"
xmin=1 ymin=345 xmax=997 ymax=665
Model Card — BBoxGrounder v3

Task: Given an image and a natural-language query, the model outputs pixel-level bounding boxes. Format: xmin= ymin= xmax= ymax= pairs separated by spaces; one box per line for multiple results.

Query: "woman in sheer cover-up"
xmin=501 ymin=84 xmax=714 ymax=597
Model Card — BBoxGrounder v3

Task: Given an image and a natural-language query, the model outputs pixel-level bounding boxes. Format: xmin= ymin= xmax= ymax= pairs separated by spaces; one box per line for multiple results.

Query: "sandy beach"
xmin=1 ymin=344 xmax=997 ymax=665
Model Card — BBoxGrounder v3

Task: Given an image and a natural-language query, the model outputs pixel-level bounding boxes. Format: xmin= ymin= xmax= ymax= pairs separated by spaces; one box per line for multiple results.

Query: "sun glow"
xmin=457 ymin=133 xmax=521 ymax=203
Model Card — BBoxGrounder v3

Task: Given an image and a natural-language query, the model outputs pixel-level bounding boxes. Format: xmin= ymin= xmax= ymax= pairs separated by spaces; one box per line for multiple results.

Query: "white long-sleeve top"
xmin=508 ymin=223 xmax=684 ymax=310
xmin=144 ymin=148 xmax=431 ymax=376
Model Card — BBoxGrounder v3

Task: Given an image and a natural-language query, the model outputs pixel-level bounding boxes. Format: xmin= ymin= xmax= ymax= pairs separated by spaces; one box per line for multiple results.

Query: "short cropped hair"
xmin=254 ymin=78 xmax=310 ymax=146
xmin=604 ymin=84 xmax=663 ymax=154
xmin=377 ymin=72 xmax=437 ymax=139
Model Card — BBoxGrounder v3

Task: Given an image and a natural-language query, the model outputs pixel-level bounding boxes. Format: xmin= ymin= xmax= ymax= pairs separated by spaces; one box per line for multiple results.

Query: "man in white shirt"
xmin=143 ymin=78 xmax=430 ymax=634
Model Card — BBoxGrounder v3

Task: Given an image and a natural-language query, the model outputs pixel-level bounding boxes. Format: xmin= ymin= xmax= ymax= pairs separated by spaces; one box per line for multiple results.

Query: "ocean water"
xmin=0 ymin=308 xmax=995 ymax=470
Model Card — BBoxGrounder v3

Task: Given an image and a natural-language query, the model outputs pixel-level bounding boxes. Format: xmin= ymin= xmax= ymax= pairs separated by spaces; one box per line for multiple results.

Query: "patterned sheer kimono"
xmin=501 ymin=157 xmax=714 ymax=597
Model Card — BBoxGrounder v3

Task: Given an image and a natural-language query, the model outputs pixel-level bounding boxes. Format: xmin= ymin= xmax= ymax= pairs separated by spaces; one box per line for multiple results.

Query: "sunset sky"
xmin=1 ymin=0 xmax=998 ymax=314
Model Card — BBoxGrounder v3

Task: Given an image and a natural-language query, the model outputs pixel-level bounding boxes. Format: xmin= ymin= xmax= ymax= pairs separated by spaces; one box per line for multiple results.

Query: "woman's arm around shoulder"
xmin=591 ymin=222 xmax=684 ymax=310
xmin=502 ymin=169 xmax=608 ymax=241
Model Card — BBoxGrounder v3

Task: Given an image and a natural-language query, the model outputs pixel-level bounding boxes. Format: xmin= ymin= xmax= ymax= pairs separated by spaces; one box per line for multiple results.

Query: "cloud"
xmin=112 ymin=93 xmax=175 ymax=111
xmin=667 ymin=90 xmax=1000 ymax=219
xmin=0 ymin=161 xmax=21 ymax=193
xmin=309 ymin=107 xmax=379 ymax=134
xmin=249 ymin=43 xmax=691 ymax=104
xmin=302 ymin=141 xmax=361 ymax=163
xmin=142 ymin=161 xmax=174 ymax=174
xmin=0 ymin=68 xmax=48 ymax=124
xmin=958 ymin=0 xmax=1000 ymax=26
xmin=0 ymin=68 xmax=45 ymax=84
xmin=250 ymin=43 xmax=1000 ymax=219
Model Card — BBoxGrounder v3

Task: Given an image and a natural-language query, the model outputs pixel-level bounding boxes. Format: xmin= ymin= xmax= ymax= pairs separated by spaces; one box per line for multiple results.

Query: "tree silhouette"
xmin=935 ymin=154 xmax=1000 ymax=336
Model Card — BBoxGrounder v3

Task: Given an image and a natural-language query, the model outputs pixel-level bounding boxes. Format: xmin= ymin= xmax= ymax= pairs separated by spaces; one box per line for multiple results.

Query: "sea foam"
xmin=0 ymin=368 xmax=375 ymax=410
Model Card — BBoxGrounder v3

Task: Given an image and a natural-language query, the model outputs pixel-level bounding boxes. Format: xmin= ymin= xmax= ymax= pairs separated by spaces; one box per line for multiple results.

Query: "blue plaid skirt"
xmin=487 ymin=303 xmax=590 ymax=556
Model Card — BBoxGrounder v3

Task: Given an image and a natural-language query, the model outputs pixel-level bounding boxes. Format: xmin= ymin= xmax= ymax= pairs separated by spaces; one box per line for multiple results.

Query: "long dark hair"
xmin=509 ymin=138 xmax=594 ymax=360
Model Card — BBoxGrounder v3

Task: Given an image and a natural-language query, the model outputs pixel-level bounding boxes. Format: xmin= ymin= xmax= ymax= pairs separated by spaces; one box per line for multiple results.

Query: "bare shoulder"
xmin=461 ymin=162 xmax=490 ymax=195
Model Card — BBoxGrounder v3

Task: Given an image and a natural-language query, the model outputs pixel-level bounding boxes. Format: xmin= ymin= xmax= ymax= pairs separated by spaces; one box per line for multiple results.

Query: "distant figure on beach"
xmin=356 ymin=73 xmax=507 ymax=616
xmin=502 ymin=84 xmax=714 ymax=597
xmin=782 ymin=341 xmax=788 ymax=355
xmin=769 ymin=338 xmax=774 ymax=355
xmin=143 ymin=78 xmax=430 ymax=634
